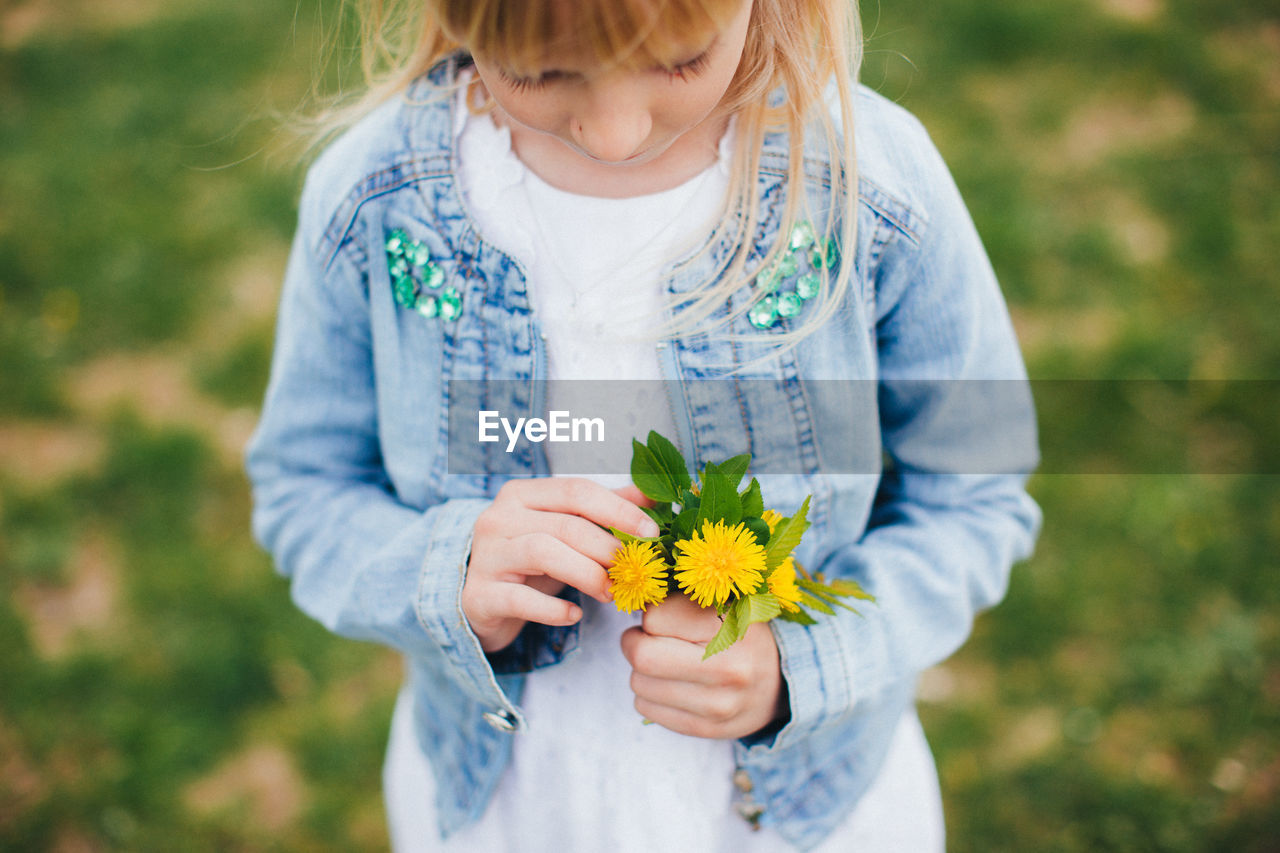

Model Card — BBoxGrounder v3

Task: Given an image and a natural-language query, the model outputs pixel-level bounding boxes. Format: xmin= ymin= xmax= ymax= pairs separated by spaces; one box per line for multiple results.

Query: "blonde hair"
xmin=314 ymin=0 xmax=862 ymax=353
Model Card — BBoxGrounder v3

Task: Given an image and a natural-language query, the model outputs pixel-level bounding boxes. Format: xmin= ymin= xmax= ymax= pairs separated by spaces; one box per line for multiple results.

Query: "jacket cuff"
xmin=484 ymin=590 xmax=582 ymax=675
xmin=750 ymin=616 xmax=856 ymax=753
xmin=415 ymin=498 xmax=528 ymax=729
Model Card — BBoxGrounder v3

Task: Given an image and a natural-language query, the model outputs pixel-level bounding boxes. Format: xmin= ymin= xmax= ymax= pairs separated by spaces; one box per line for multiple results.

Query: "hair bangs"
xmin=431 ymin=0 xmax=740 ymax=76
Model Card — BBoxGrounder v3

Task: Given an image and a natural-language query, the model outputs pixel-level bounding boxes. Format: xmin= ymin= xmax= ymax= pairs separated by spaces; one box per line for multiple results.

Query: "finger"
xmin=619 ymin=625 xmax=644 ymax=666
xmin=620 ymin=627 xmax=718 ymax=685
xmin=478 ymin=504 xmax=622 ymax=567
xmin=500 ymin=533 xmax=612 ymax=602
xmin=527 ymin=574 xmax=567 ymax=597
xmin=525 ymin=508 xmax=630 ymax=567
xmin=629 ymin=672 xmax=742 ymax=722
xmin=641 ymin=594 xmax=721 ymax=643
xmin=484 ymin=581 xmax=583 ymax=629
xmin=633 ymin=697 xmax=733 ymax=740
xmin=612 ymin=484 xmax=655 ymax=508
xmin=635 ymin=687 xmax=781 ymax=741
xmin=502 ymin=477 xmax=659 ymax=538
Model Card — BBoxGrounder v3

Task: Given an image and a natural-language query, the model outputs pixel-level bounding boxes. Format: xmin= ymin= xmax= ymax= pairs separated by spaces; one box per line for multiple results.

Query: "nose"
xmin=569 ymin=77 xmax=652 ymax=162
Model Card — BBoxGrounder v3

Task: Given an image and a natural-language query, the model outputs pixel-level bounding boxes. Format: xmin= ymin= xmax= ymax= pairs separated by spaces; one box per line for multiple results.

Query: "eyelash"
xmin=665 ymin=52 xmax=710 ymax=82
xmin=498 ymin=52 xmax=711 ymax=92
xmin=498 ymin=70 xmax=557 ymax=93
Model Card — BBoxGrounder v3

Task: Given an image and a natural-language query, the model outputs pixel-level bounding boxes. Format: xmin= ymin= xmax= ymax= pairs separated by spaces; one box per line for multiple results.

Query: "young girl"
xmin=247 ymin=0 xmax=1040 ymax=849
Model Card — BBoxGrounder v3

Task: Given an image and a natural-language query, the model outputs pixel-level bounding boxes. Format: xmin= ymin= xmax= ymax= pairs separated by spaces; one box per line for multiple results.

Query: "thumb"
xmin=641 ymin=593 xmax=718 ymax=643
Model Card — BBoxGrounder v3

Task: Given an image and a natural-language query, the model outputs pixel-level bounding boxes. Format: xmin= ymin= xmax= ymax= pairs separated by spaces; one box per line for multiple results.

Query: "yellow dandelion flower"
xmin=674 ymin=520 xmax=766 ymax=608
xmin=761 ymin=508 xmax=805 ymax=608
xmin=607 ymin=540 xmax=669 ymax=613
xmin=768 ymin=558 xmax=804 ymax=612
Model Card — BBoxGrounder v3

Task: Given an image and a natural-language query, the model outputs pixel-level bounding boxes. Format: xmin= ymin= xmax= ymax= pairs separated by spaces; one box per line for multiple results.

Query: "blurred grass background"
xmin=1 ymin=0 xmax=1277 ymax=849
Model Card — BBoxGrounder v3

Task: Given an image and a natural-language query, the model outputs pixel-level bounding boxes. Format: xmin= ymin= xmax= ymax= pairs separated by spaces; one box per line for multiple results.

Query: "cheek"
xmin=472 ymin=65 xmax=561 ymax=134
xmin=661 ymin=81 xmax=730 ymax=131
xmin=670 ymin=51 xmax=742 ymax=128
xmin=492 ymin=93 xmax=560 ymax=134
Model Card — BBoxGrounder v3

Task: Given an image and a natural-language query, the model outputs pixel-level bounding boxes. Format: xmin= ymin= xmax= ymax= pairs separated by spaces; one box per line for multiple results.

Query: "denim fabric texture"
xmin=246 ymin=54 xmax=1041 ymax=851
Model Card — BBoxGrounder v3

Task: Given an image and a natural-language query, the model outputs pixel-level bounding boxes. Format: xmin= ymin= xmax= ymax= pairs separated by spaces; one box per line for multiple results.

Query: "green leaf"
xmin=608 ymin=526 xmax=636 ymax=544
xmin=673 ymin=505 xmax=699 ymax=540
xmin=764 ymin=495 xmax=810 ymax=572
xmin=704 ymin=593 xmax=782 ymax=659
xmin=742 ymin=516 xmax=771 ymax=548
xmin=703 ymin=605 xmax=742 ymax=658
xmin=797 ymin=578 xmax=861 ymax=613
xmin=647 ymin=431 xmax=692 ymax=493
xmin=679 ymin=489 xmax=700 ymax=512
xmin=608 ymin=526 xmax=662 ymax=545
xmin=797 ymin=590 xmax=835 ymax=615
xmin=695 ymin=462 xmax=742 ymax=529
xmin=778 ymin=608 xmax=818 ymax=625
xmin=741 ymin=592 xmax=782 ymax=624
xmin=631 ymin=439 xmax=679 ymax=502
xmin=718 ymin=453 xmax=751 ymax=490
xmin=827 ymin=578 xmax=875 ymax=602
xmin=740 ymin=478 xmax=764 ymax=518
xmin=640 ymin=504 xmax=673 ymax=528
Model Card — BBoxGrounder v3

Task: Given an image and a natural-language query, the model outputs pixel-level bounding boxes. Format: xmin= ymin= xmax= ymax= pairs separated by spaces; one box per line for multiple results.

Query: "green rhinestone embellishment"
xmin=754 ymin=266 xmax=781 ymax=293
xmin=748 ymin=295 xmax=779 ymax=329
xmin=415 ymin=295 xmax=439 ymax=318
xmin=421 ymin=263 xmax=445 ymax=290
xmin=385 ymin=228 xmax=462 ymax=321
xmin=777 ymin=252 xmax=799 ymax=278
xmin=404 ymin=240 xmax=431 ymax=267
xmin=789 ymin=221 xmax=816 ymax=251
xmin=811 ymin=238 xmax=839 ymax=271
xmin=438 ymin=288 xmax=463 ymax=321
xmin=746 ymin=221 xmax=833 ymax=329
xmin=753 ymin=248 xmax=798 ymax=292
xmin=796 ymin=272 xmax=821 ymax=300
xmin=392 ymin=275 xmax=417 ymax=308
xmin=777 ymin=292 xmax=804 ymax=319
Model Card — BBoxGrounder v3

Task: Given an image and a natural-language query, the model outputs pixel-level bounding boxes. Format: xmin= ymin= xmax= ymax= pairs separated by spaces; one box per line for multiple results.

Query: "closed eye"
xmin=497 ymin=68 xmax=563 ymax=93
xmin=664 ymin=51 xmax=711 ymax=82
xmin=494 ymin=43 xmax=713 ymax=92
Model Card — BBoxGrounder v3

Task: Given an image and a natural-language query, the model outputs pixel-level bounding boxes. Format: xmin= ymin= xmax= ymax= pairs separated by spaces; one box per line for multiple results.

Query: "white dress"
xmin=382 ymin=87 xmax=946 ymax=852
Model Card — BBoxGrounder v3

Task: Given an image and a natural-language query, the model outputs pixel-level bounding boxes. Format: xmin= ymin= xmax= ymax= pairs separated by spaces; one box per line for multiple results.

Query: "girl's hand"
xmin=463 ymin=479 xmax=658 ymax=653
xmin=619 ymin=594 xmax=788 ymax=740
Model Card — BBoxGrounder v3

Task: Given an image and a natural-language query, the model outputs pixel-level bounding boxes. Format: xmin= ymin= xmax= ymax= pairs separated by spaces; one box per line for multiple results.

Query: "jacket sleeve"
xmin=244 ymin=173 xmax=524 ymax=725
xmin=766 ymin=124 xmax=1042 ymax=749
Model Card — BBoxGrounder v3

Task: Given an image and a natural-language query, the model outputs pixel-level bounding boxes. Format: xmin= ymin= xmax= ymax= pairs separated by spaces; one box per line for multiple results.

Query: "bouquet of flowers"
xmin=607 ymin=431 xmax=872 ymax=658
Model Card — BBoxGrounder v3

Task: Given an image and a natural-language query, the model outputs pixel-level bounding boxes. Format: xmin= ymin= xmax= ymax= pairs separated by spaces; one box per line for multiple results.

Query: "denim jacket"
xmin=247 ymin=55 xmax=1040 ymax=851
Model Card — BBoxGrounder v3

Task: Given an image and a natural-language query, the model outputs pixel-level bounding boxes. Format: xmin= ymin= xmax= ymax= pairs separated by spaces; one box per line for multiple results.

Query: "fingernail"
xmin=641 ymin=521 xmax=660 ymax=538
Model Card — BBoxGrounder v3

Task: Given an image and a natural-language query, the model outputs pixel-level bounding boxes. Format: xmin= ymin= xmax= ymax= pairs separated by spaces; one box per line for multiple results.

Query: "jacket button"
xmin=735 ymin=801 xmax=765 ymax=825
xmin=733 ymin=769 xmax=754 ymax=793
xmin=482 ymin=710 xmax=518 ymax=732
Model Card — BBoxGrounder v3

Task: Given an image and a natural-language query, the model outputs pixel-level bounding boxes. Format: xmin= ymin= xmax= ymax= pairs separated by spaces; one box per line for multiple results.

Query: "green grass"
xmin=2 ymin=0 xmax=1278 ymax=849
